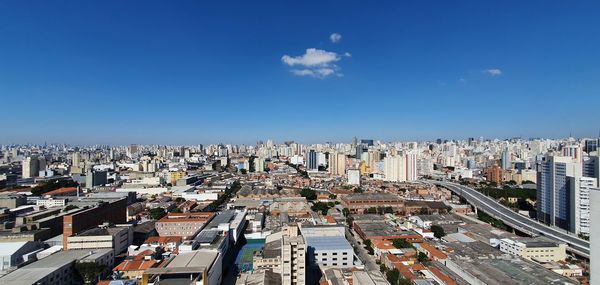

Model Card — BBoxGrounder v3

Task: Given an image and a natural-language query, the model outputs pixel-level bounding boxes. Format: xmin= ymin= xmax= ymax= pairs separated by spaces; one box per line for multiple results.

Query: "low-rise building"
xmin=499 ymin=238 xmax=567 ymax=262
xmin=155 ymin=212 xmax=215 ymax=239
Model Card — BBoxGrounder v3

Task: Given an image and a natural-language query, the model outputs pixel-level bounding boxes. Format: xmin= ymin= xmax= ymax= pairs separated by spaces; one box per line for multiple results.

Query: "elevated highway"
xmin=431 ymin=180 xmax=590 ymax=258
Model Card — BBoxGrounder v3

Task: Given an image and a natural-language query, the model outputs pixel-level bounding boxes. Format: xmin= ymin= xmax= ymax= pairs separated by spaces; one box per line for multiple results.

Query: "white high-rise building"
xmin=590 ymin=187 xmax=600 ymax=285
xmin=570 ymin=177 xmax=598 ymax=236
xmin=384 ymin=153 xmax=417 ymax=182
xmin=281 ymin=232 xmax=306 ymax=285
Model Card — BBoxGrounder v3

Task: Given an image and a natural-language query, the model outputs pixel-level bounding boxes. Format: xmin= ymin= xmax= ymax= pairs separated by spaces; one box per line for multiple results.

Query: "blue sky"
xmin=1 ymin=1 xmax=599 ymax=145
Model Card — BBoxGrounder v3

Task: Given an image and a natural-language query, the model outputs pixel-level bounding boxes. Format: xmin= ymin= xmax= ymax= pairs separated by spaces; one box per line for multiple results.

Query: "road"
xmin=345 ymin=227 xmax=379 ymax=271
xmin=431 ymin=180 xmax=590 ymax=258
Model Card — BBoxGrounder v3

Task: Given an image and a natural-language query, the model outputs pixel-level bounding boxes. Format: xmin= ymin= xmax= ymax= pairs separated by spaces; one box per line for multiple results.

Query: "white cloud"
xmin=282 ymin=48 xmax=340 ymax=67
xmin=282 ymin=48 xmax=346 ymax=78
xmin=344 ymin=52 xmax=352 ymax=57
xmin=484 ymin=69 xmax=502 ymax=76
xmin=330 ymin=33 xmax=342 ymax=43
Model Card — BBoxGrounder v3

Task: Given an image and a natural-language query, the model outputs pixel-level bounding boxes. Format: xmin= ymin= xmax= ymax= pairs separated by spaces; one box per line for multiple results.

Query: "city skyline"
xmin=1 ymin=1 xmax=599 ymax=144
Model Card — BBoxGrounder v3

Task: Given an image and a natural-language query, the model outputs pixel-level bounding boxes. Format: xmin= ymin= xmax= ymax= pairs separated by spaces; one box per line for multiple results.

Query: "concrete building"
xmin=590 ymin=187 xmax=600 ymax=285
xmin=536 ymin=155 xmax=582 ymax=231
xmin=347 ymin=168 xmax=360 ymax=186
xmin=0 ymin=241 xmax=44 ymax=271
xmin=143 ymin=250 xmax=221 ymax=285
xmin=499 ymin=238 xmax=567 ymax=262
xmin=36 ymin=198 xmax=66 ymax=208
xmin=384 ymin=153 xmax=417 ymax=182
xmin=155 ymin=212 xmax=215 ymax=239
xmin=66 ymin=223 xmax=133 ymax=254
xmin=22 ymin=156 xmax=45 ymax=179
xmin=570 ymin=177 xmax=598 ymax=236
xmin=0 ymin=194 xmax=27 ymax=209
xmin=0 ymin=249 xmax=114 ymax=285
xmin=85 ymin=169 xmax=108 ymax=188
xmin=63 ymin=198 xmax=127 ymax=248
xmin=282 ymin=235 xmax=306 ymax=285
xmin=306 ymin=150 xmax=318 ymax=171
xmin=340 ymin=193 xmax=403 ymax=214
xmin=328 ymin=152 xmax=346 ymax=176
xmin=300 ymin=225 xmax=353 ymax=268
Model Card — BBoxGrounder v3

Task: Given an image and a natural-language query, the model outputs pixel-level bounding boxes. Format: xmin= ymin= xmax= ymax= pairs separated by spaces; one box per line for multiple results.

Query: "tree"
xmin=63 ymin=205 xmax=79 ymax=212
xmin=171 ymin=208 xmax=182 ymax=213
xmin=386 ymin=268 xmax=400 ymax=285
xmin=366 ymin=207 xmax=378 ymax=214
xmin=392 ymin=238 xmax=413 ymax=249
xmin=364 ymin=239 xmax=374 ymax=255
xmin=300 ymin=187 xmax=317 ymax=201
xmin=311 ymin=202 xmax=330 ymax=215
xmin=329 ymin=194 xmax=337 ymax=199
xmin=430 ymin=225 xmax=445 ymax=239
xmin=417 ymin=252 xmax=429 ymax=263
xmin=342 ymin=208 xmax=350 ymax=217
xmin=150 ymin=207 xmax=166 ymax=220
xmin=240 ymin=169 xmax=248 ymax=174
xmin=75 ymin=262 xmax=108 ymax=285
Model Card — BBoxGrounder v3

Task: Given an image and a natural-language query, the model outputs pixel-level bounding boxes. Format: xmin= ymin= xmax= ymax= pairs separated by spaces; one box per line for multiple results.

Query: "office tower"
xmin=570 ymin=177 xmax=598 ymax=235
xmin=583 ymin=155 xmax=600 ymax=186
xmin=329 ymin=152 xmax=346 ymax=176
xmin=536 ymin=155 xmax=583 ymax=231
xmin=468 ymin=137 xmax=475 ymax=146
xmin=306 ymin=150 xmax=318 ymax=171
xmin=281 ymin=232 xmax=306 ymax=285
xmin=360 ymin=139 xmax=374 ymax=146
xmin=584 ymin=138 xmax=599 ymax=154
xmin=590 ymin=187 xmax=600 ymax=285
xmin=501 ymin=147 xmax=511 ymax=170
xmin=355 ymin=144 xmax=367 ymax=160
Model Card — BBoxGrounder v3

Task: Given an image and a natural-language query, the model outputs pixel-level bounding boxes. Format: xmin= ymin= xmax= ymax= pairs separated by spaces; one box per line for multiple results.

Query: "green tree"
xmin=149 ymin=207 xmax=166 ymax=220
xmin=300 ymin=187 xmax=317 ymax=201
xmin=240 ymin=169 xmax=248 ymax=174
xmin=417 ymin=252 xmax=429 ymax=263
xmin=63 ymin=205 xmax=79 ymax=212
xmin=386 ymin=268 xmax=400 ymax=285
xmin=329 ymin=194 xmax=337 ymax=199
xmin=430 ymin=225 xmax=445 ymax=239
xmin=392 ymin=238 xmax=413 ymax=249
xmin=75 ymin=262 xmax=108 ymax=285
xmin=342 ymin=208 xmax=350 ymax=217
xmin=311 ymin=202 xmax=330 ymax=215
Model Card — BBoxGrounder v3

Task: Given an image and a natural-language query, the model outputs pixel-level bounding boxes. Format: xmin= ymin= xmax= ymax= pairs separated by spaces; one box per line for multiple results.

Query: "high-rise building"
xmin=584 ymin=138 xmax=599 ymax=154
xmin=590 ymin=187 xmax=600 ymax=285
xmin=536 ymin=155 xmax=583 ymax=231
xmin=281 ymin=229 xmax=306 ymax=285
xmin=570 ymin=177 xmax=598 ymax=235
xmin=22 ymin=156 xmax=44 ymax=178
xmin=501 ymin=147 xmax=511 ymax=170
xmin=306 ymin=150 xmax=318 ymax=171
xmin=583 ymin=155 xmax=599 ymax=187
xmin=328 ymin=152 xmax=346 ymax=176
xmin=383 ymin=153 xmax=417 ymax=182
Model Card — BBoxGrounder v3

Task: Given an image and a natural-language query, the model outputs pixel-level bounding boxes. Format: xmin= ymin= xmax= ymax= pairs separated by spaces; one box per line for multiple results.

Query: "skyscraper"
xmin=306 ymin=149 xmax=318 ymax=171
xmin=501 ymin=147 xmax=511 ymax=170
xmin=536 ymin=155 xmax=583 ymax=231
